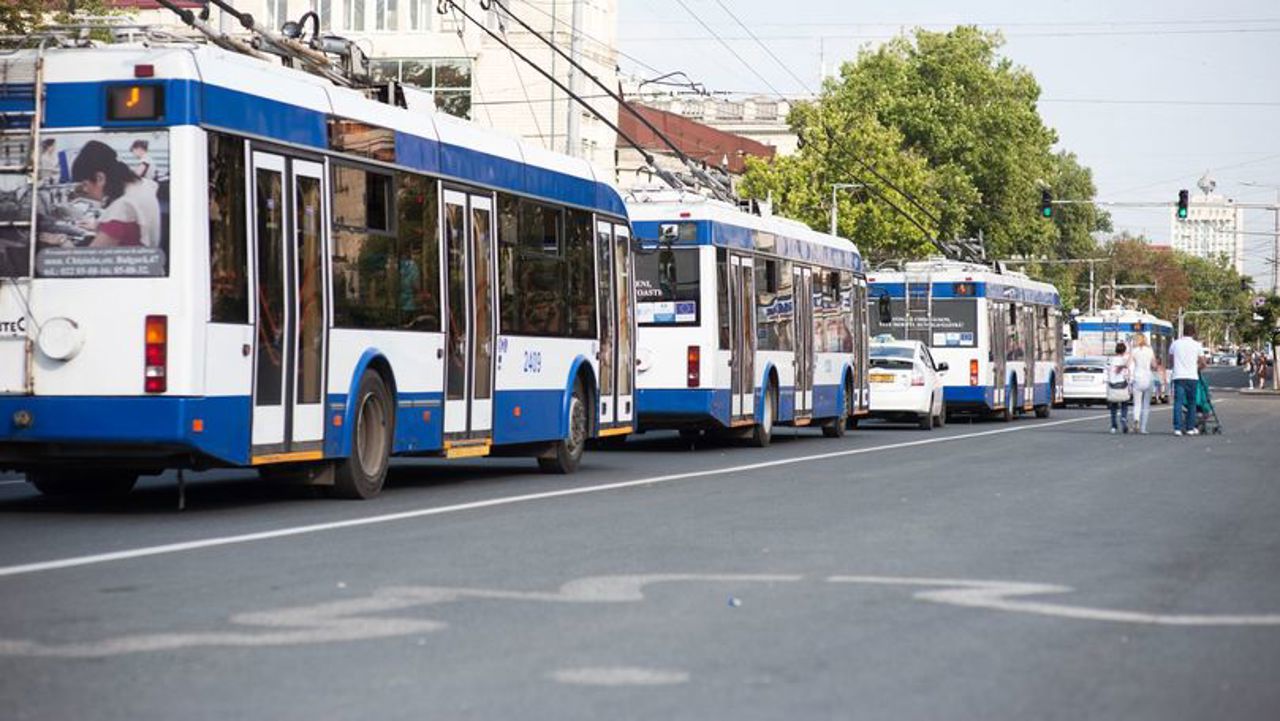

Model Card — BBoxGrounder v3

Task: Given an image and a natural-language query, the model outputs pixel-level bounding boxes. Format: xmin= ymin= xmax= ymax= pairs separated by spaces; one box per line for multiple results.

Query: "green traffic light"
xmin=1177 ymin=208 xmax=1188 ymax=219
xmin=1042 ymin=207 xmax=1052 ymax=218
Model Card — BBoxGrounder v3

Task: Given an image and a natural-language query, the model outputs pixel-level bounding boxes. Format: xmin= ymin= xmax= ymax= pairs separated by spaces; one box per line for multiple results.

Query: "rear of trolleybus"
xmin=869 ymin=270 xmax=1060 ymax=421
xmin=631 ymin=212 xmax=864 ymax=445
xmin=0 ymin=47 xmax=202 ymax=496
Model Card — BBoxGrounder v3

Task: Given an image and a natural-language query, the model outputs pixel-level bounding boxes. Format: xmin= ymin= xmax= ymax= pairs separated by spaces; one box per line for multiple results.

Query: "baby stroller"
xmin=1195 ymin=375 xmax=1223 ymax=435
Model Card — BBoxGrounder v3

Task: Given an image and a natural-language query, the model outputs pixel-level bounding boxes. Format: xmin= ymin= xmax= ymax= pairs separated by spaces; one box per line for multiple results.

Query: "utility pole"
xmin=548 ymin=0 xmax=557 ymax=152
xmin=564 ymin=0 xmax=583 ymax=157
xmin=829 ymin=183 xmax=861 ymax=236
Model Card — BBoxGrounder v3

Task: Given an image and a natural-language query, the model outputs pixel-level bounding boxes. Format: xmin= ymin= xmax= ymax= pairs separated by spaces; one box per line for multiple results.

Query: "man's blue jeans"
xmin=1173 ymin=378 xmax=1198 ymax=432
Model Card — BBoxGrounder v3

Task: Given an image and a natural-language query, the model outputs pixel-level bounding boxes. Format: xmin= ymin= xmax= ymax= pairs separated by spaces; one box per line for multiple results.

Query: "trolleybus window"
xmin=394 ymin=173 xmax=441 ymax=331
xmin=331 ymin=164 xmax=399 ymax=329
xmin=634 ymin=245 xmax=699 ymax=326
xmin=208 ymin=133 xmax=248 ymax=322
xmin=755 ymin=258 xmax=794 ymax=351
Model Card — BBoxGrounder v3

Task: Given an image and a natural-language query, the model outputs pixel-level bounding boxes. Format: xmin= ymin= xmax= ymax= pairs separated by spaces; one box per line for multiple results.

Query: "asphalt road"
xmin=0 ymin=397 xmax=1278 ymax=721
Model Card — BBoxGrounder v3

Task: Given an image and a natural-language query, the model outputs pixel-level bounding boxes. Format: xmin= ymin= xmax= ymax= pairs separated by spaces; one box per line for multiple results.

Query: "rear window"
xmin=2 ymin=130 xmax=171 ymax=278
xmin=871 ymin=346 xmax=915 ymax=359
xmin=634 ymin=246 xmax=700 ymax=326
xmin=870 ymin=358 xmax=913 ymax=370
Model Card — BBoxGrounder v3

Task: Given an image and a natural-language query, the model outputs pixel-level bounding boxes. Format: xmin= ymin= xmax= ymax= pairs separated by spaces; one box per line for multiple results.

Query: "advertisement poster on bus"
xmin=0 ymin=130 xmax=169 ymax=278
xmin=870 ymin=298 xmax=979 ymax=347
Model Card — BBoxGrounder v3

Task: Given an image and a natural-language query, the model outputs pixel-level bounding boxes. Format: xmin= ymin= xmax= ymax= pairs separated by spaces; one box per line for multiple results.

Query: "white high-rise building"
xmin=114 ymin=0 xmax=619 ymax=174
xmin=1169 ymin=174 xmax=1245 ymax=273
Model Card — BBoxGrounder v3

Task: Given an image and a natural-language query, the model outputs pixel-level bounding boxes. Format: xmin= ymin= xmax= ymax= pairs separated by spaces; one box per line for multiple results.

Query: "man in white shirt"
xmin=1168 ymin=323 xmax=1206 ymax=435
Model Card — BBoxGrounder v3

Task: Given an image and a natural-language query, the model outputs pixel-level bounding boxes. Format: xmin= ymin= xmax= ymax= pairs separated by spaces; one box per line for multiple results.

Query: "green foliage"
xmin=741 ymin=26 xmax=1107 ymax=269
xmin=1 ymin=1 xmax=127 ymax=41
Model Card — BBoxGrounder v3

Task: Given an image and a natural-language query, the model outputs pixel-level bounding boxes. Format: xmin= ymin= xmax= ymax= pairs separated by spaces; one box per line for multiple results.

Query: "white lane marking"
xmin=0 ymin=480 xmax=27 ymax=486
xmin=552 ymin=667 xmax=690 ymax=686
xmin=0 ymin=574 xmax=800 ymax=658
xmin=827 ymin=575 xmax=1280 ymax=627
xmin=0 ymin=414 xmax=1111 ymax=579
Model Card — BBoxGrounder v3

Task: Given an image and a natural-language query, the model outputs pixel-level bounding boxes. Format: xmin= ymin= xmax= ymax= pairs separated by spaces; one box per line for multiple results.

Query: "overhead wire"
xmin=709 ymin=0 xmax=814 ymax=94
xmin=667 ymin=0 xmax=789 ymax=99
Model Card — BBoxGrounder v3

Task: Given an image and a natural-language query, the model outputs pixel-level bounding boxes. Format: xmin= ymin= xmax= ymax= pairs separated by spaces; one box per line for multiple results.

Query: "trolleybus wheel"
xmin=822 ymin=380 xmax=853 ymax=438
xmin=748 ymin=384 xmax=776 ymax=448
xmin=998 ymin=382 xmax=1016 ymax=422
xmin=1035 ymin=402 xmax=1051 ymax=418
xmin=27 ymin=469 xmax=138 ymax=498
xmin=330 ymin=370 xmax=393 ymax=500
xmin=539 ymin=382 xmax=588 ymax=474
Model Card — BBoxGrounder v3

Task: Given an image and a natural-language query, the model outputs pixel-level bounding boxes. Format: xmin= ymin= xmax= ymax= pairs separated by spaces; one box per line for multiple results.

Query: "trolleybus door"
xmin=595 ymin=221 xmax=637 ymax=429
xmin=728 ymin=253 xmax=756 ymax=420
xmin=1021 ymin=305 xmax=1037 ymax=410
xmin=443 ymin=190 xmax=496 ymax=438
xmin=613 ymin=224 xmax=635 ymax=425
xmin=595 ymin=221 xmax=615 ymax=426
xmin=793 ymin=265 xmax=814 ymax=418
xmin=989 ymin=301 xmax=1009 ymax=407
xmin=249 ymin=152 xmax=327 ymax=456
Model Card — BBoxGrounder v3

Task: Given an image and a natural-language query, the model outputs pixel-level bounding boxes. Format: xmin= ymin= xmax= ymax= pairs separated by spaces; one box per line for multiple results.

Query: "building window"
xmin=718 ymin=101 xmax=743 ymax=120
xmin=755 ymin=102 xmax=778 ymax=120
xmin=371 ymin=57 xmax=472 ymax=119
xmin=408 ymin=0 xmax=430 ymax=30
xmin=375 ymin=0 xmax=399 ymax=30
xmin=266 ymin=0 xmax=289 ymax=30
xmin=346 ymin=0 xmax=365 ymax=31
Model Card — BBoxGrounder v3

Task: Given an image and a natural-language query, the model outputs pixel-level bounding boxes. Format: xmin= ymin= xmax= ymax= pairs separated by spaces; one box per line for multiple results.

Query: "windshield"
xmin=634 ymin=246 xmax=700 ymax=326
xmin=0 ymin=130 xmax=170 ymax=279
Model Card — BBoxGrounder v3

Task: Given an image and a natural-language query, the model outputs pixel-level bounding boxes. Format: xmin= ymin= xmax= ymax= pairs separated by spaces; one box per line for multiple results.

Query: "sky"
xmin=614 ymin=0 xmax=1280 ymax=285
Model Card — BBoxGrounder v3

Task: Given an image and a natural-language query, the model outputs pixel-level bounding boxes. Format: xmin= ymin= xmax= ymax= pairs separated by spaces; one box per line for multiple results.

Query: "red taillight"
xmin=969 ymin=358 xmax=979 ymax=387
xmin=687 ymin=345 xmax=701 ymax=388
xmin=144 ymin=315 xmax=167 ymax=393
xmin=134 ymin=64 xmax=155 ymax=78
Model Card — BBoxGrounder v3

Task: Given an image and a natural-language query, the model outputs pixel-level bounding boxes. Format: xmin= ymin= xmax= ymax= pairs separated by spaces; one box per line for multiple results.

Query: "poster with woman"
xmin=0 ymin=131 xmax=169 ymax=278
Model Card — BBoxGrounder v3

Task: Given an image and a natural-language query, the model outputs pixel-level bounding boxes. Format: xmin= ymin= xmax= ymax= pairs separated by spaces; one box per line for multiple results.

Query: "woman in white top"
xmin=1128 ymin=332 xmax=1159 ymax=434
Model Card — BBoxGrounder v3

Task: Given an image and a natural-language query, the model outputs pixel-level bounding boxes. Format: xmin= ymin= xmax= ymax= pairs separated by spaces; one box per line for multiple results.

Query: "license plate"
xmin=870 ymin=373 xmax=895 ymax=383
xmin=1070 ymin=374 xmax=1093 ymax=383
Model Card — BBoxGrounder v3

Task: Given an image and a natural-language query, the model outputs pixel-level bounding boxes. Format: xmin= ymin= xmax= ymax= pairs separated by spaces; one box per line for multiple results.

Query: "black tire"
xmin=822 ymin=380 xmax=853 ymax=438
xmin=748 ymin=383 xmax=776 ymax=448
xmin=1034 ymin=405 xmax=1050 ymax=418
xmin=330 ymin=370 xmax=394 ymax=500
xmin=934 ymin=400 xmax=947 ymax=428
xmin=539 ymin=382 xmax=589 ymax=474
xmin=27 ymin=469 xmax=137 ymax=498
xmin=918 ymin=404 xmax=933 ymax=431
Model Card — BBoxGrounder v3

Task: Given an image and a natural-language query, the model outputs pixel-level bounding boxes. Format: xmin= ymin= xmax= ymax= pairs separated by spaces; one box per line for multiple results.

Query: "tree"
xmin=0 ymin=0 xmax=47 ymax=36
xmin=741 ymin=26 xmax=1106 ymax=268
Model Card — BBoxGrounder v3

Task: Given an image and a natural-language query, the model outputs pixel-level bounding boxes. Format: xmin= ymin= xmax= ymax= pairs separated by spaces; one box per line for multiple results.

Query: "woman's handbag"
xmin=1107 ymin=379 xmax=1132 ymax=403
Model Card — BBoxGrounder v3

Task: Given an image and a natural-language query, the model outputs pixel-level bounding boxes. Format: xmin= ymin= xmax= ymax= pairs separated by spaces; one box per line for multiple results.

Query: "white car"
xmin=868 ymin=340 xmax=948 ymax=429
xmin=1062 ymin=356 xmax=1108 ymax=406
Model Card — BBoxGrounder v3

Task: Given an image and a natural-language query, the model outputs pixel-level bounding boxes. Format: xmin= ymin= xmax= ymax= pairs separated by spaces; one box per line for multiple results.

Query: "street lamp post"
xmin=830 ymin=183 xmax=862 ymax=237
xmin=1240 ymin=182 xmax=1280 ymax=296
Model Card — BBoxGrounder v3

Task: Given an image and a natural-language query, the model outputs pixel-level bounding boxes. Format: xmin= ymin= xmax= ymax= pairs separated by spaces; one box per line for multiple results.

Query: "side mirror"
xmin=877 ymin=294 xmax=892 ymax=325
xmin=937 ymin=362 xmax=949 ymax=373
